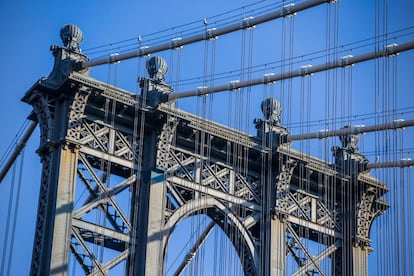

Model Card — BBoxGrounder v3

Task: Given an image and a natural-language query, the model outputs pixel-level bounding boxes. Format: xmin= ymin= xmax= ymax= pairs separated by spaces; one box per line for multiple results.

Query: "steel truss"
xmin=21 ymin=25 xmax=392 ymax=275
xmin=24 ymin=63 xmax=388 ymax=274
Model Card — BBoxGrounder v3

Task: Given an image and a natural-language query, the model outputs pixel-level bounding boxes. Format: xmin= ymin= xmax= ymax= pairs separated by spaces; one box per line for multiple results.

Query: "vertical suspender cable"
xmin=6 ymin=149 xmax=25 ymax=276
xmin=288 ymin=11 xmax=295 ymax=130
xmin=277 ymin=15 xmax=287 ymax=271
xmin=1 ymin=147 xmax=25 ymax=275
xmin=0 ymin=157 xmax=17 ymax=275
xmin=383 ymin=0 xmax=392 ymax=273
xmin=373 ymin=0 xmax=382 ymax=272
xmin=324 ymin=3 xmax=332 ymax=273
xmin=127 ymin=44 xmax=143 ymax=275
xmin=279 ymin=8 xmax=285 ymax=124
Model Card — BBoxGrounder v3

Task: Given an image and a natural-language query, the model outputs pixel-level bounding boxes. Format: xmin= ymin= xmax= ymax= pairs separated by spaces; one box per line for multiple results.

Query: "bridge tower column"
xmin=255 ymin=98 xmax=294 ymax=275
xmin=129 ymin=57 xmax=174 ymax=275
xmin=131 ymin=133 xmax=169 ymax=276
xmin=331 ymin=127 xmax=386 ymax=275
xmin=22 ymin=25 xmax=90 ymax=275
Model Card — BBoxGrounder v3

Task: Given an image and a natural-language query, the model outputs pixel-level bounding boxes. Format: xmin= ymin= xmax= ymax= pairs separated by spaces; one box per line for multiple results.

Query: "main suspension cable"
xmin=0 ymin=121 xmax=37 ymax=184
xmin=82 ymin=0 xmax=333 ymax=68
xmin=169 ymin=41 xmax=414 ymax=100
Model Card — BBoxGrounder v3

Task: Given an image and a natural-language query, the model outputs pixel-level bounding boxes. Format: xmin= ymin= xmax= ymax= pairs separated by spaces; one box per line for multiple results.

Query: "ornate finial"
xmin=339 ymin=125 xmax=360 ymax=152
xmin=146 ymin=56 xmax=168 ymax=83
xmin=60 ymin=24 xmax=83 ymax=52
xmin=261 ymin=98 xmax=282 ymax=125
xmin=254 ymin=97 xmax=289 ymax=143
xmin=332 ymin=125 xmax=368 ymax=174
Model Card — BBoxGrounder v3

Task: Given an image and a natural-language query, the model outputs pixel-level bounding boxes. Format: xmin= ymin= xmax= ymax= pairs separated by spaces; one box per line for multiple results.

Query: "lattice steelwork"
xmin=22 ymin=24 xmax=389 ymax=275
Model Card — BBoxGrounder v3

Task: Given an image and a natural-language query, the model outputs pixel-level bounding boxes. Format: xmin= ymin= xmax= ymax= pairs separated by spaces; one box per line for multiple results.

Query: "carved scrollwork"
xmin=355 ymin=187 xmax=381 ymax=248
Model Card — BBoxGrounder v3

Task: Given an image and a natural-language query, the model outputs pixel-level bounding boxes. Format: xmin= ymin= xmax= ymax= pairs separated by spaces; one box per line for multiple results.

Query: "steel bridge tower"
xmin=24 ymin=24 xmax=388 ymax=275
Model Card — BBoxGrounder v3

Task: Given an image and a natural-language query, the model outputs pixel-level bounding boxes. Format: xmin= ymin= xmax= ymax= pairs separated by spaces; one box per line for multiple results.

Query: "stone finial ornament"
xmin=254 ymin=97 xmax=289 ymax=143
xmin=146 ymin=56 xmax=168 ymax=83
xmin=45 ymin=24 xmax=89 ymax=86
xmin=60 ymin=24 xmax=83 ymax=52
xmin=339 ymin=125 xmax=360 ymax=152
xmin=261 ymin=97 xmax=282 ymax=125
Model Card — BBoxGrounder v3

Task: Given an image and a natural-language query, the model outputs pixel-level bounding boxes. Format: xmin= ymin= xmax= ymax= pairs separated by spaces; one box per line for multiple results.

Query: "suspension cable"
xmin=82 ymin=0 xmax=333 ymax=68
xmin=289 ymin=119 xmax=414 ymax=141
xmin=169 ymin=27 xmax=414 ymax=88
xmin=83 ymin=0 xmax=270 ymax=56
xmin=169 ymin=40 xmax=414 ymax=100
xmin=0 ymin=146 xmax=25 ymax=274
xmin=6 ymin=149 xmax=25 ymax=275
xmin=0 ymin=121 xmax=37 ymax=184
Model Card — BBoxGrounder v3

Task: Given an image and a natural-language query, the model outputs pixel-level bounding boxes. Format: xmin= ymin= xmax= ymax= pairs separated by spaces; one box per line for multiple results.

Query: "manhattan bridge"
xmin=1 ymin=0 xmax=414 ymax=275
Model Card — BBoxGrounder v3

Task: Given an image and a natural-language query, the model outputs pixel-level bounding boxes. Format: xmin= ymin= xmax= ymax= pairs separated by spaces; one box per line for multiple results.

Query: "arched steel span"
xmin=163 ymin=196 xmax=258 ymax=275
xmin=81 ymin=0 xmax=332 ymax=68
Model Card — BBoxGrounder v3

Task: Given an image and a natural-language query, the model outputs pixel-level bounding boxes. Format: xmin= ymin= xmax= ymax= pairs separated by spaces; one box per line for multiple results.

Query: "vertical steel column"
xmin=130 ymin=118 xmax=167 ymax=276
xmin=266 ymin=157 xmax=296 ymax=276
xmin=256 ymin=98 xmax=291 ymax=276
xmin=31 ymin=144 xmax=79 ymax=276
xmin=144 ymin=171 xmax=167 ymax=275
xmin=129 ymin=56 xmax=172 ymax=275
xmin=24 ymin=25 xmax=91 ymax=276
xmin=335 ymin=180 xmax=370 ymax=276
xmin=26 ymin=90 xmax=84 ymax=276
xmin=269 ymin=218 xmax=286 ymax=275
xmin=339 ymin=179 xmax=355 ymax=276
xmin=331 ymin=130 xmax=374 ymax=276
xmin=260 ymin=173 xmax=285 ymax=276
xmin=130 ymin=129 xmax=154 ymax=275
xmin=49 ymin=146 xmax=79 ymax=275
xmin=260 ymin=162 xmax=289 ymax=276
xmin=353 ymin=246 xmax=369 ymax=275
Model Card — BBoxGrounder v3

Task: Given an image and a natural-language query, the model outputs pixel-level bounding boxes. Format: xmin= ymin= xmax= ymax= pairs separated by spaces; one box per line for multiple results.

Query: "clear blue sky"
xmin=1 ymin=0 xmax=413 ymax=275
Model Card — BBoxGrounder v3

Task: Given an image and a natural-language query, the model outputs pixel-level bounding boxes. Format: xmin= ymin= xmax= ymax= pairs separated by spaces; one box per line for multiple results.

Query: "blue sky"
xmin=1 ymin=0 xmax=414 ymax=275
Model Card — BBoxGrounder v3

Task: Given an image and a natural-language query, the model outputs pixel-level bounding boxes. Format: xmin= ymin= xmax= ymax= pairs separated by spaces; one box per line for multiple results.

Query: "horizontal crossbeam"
xmin=168 ymin=176 xmax=260 ymax=211
xmin=72 ymin=218 xmax=130 ymax=244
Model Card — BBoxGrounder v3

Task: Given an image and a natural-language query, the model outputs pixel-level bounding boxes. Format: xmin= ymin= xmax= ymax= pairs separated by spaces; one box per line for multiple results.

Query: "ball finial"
xmin=60 ymin=24 xmax=83 ymax=51
xmin=261 ymin=98 xmax=282 ymax=124
xmin=146 ymin=56 xmax=168 ymax=83
xmin=339 ymin=126 xmax=360 ymax=152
